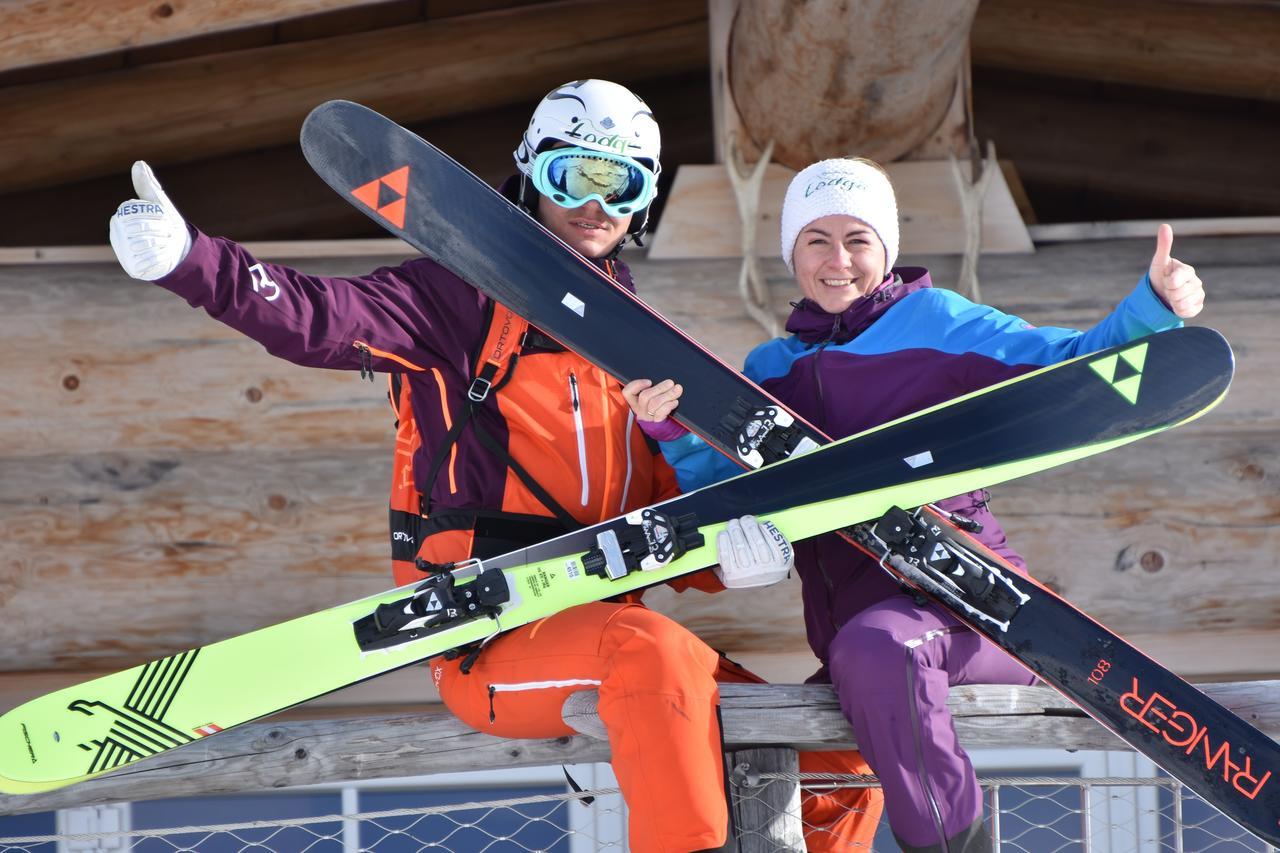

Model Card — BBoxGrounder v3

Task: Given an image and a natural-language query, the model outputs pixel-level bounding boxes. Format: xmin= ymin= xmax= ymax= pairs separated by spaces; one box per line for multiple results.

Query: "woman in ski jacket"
xmin=626 ymin=157 xmax=1205 ymax=853
xmin=107 ymin=83 xmax=881 ymax=853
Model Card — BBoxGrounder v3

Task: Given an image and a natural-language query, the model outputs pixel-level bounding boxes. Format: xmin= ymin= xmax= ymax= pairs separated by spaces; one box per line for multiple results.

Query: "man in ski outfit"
xmin=109 ymin=83 xmax=881 ymax=852
xmin=625 ymin=157 xmax=1206 ymax=852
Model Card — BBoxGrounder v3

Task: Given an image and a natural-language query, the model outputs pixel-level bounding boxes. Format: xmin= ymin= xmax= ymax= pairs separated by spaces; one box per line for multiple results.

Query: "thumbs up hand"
xmin=109 ymin=161 xmax=193 ymax=281
xmin=1148 ymin=223 xmax=1205 ymax=319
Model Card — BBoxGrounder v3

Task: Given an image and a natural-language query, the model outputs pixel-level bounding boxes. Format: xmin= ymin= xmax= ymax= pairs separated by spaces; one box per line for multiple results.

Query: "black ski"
xmin=301 ymin=99 xmax=1277 ymax=844
xmin=0 ymin=327 xmax=1231 ymax=795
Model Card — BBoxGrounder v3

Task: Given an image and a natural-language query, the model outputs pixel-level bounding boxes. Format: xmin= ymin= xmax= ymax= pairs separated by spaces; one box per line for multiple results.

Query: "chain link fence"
xmin=0 ymin=759 xmax=1272 ymax=852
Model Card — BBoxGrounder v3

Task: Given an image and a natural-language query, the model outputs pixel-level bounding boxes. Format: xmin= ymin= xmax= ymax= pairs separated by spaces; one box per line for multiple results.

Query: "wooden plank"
xmin=972 ymin=0 xmax=1280 ymax=103
xmin=3 ymin=681 xmax=1274 ymax=815
xmin=8 ymin=214 xmax=1280 ymax=266
xmin=647 ymin=161 xmax=1034 ymax=260
xmin=0 ymin=0 xmax=709 ymax=193
xmin=0 ymin=0 xmax=395 ymax=72
xmin=1029 ymin=218 xmax=1280 ymax=242
xmin=0 ymin=240 xmax=411 ymax=265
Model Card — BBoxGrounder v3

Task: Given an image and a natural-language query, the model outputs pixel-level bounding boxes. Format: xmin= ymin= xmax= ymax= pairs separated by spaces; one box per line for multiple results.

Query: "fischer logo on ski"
xmin=351 ymin=165 xmax=411 ymax=229
xmin=1089 ymin=342 xmax=1148 ymax=405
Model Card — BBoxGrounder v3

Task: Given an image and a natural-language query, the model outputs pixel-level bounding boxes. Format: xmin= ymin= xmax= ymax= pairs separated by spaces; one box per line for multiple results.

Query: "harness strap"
xmin=414 ymin=301 xmax=578 ymax=533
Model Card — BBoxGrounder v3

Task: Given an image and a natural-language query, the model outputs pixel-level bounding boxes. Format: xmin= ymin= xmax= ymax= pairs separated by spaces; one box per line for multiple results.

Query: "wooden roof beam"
xmin=1 ymin=0 xmax=401 ymax=73
xmin=0 ymin=0 xmax=708 ymax=194
xmin=972 ymin=0 xmax=1280 ymax=102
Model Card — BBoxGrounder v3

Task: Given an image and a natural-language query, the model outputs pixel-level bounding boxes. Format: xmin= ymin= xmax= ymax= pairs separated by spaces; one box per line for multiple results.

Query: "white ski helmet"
xmin=514 ymin=79 xmax=662 ymax=236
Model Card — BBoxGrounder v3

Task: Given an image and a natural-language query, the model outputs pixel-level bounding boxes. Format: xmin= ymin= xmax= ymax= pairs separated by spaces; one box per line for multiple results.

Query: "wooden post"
xmin=725 ymin=0 xmax=980 ymax=169
xmin=727 ymin=747 xmax=804 ymax=852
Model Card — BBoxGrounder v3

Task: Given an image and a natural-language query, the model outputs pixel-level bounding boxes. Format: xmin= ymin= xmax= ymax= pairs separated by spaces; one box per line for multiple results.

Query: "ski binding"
xmin=583 ymin=508 xmax=704 ymax=580
xmin=854 ymin=507 xmax=1030 ymax=631
xmin=718 ymin=398 xmax=821 ymax=468
xmin=354 ymin=560 xmax=510 ymax=652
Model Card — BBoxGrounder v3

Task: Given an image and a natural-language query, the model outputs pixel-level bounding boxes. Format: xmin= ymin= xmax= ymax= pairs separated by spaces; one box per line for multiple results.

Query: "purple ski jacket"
xmin=662 ymin=267 xmax=1182 ymax=670
xmin=151 ymin=223 xmax=700 ymax=586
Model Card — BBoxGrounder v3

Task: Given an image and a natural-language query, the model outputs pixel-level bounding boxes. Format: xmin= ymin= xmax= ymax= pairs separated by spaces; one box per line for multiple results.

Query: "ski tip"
xmin=0 ymin=770 xmax=84 ymax=796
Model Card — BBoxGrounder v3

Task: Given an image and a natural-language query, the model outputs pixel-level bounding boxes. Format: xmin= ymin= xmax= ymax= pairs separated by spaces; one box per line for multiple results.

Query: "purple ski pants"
xmin=828 ymin=594 xmax=1037 ymax=850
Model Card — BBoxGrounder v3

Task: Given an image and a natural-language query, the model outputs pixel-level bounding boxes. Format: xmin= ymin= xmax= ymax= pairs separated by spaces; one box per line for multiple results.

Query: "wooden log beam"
xmin=0 ymin=0 xmax=708 ymax=194
xmin=0 ymin=0 xmax=397 ymax=73
xmin=0 ymin=449 xmax=390 ymax=670
xmin=0 ymin=68 xmax=713 ymax=248
xmin=971 ymin=0 xmax=1280 ymax=103
xmin=973 ymin=68 xmax=1280 ymax=220
xmin=2 ymin=681 xmax=1276 ymax=815
xmin=1 ymin=235 xmax=1278 ymax=677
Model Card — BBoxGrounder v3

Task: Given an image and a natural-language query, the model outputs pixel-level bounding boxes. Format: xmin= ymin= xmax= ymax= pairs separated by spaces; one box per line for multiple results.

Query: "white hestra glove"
xmin=715 ymin=515 xmax=793 ymax=589
xmin=109 ymin=160 xmax=192 ymax=281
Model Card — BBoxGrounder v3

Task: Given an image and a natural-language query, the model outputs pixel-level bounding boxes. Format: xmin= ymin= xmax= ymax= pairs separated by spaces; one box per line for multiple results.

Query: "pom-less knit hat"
xmin=780 ymin=158 xmax=900 ymax=275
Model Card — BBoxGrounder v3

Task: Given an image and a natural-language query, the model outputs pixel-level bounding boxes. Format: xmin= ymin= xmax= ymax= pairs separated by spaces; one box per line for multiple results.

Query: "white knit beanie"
xmin=780 ymin=158 xmax=900 ymax=275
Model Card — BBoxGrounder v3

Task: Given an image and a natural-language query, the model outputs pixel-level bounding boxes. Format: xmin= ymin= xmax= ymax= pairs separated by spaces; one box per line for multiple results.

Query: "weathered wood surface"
xmin=726 ymin=0 xmax=980 ymax=168
xmin=2 ymin=681 xmax=1275 ymax=816
xmin=972 ymin=0 xmax=1280 ymax=103
xmin=0 ymin=0 xmax=708 ymax=193
xmin=724 ymin=747 xmax=804 ymax=853
xmin=0 ymin=234 xmax=1276 ymax=692
xmin=0 ymin=0 xmax=394 ymax=72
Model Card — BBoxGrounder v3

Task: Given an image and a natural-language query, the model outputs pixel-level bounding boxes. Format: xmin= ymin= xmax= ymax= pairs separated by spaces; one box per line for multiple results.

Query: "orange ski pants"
xmin=432 ymin=601 xmax=883 ymax=852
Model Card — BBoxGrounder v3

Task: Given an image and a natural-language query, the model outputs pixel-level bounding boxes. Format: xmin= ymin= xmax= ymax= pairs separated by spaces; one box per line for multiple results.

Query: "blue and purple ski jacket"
xmin=660 ymin=267 xmax=1182 ymax=669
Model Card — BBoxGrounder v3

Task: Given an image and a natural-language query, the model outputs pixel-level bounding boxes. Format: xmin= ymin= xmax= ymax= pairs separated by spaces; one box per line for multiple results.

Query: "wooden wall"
xmin=1 ymin=232 xmax=1276 ymax=713
xmin=2 ymin=0 xmax=1279 ymax=246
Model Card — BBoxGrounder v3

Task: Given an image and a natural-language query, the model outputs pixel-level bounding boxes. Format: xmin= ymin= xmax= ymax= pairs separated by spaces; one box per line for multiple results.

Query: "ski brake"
xmin=849 ymin=506 xmax=1030 ymax=631
xmin=717 ymin=398 xmax=822 ymax=468
xmin=583 ymin=508 xmax=704 ymax=580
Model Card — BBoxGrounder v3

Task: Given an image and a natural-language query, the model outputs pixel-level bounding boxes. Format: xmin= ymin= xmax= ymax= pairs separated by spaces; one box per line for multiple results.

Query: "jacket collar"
xmin=785 ymin=267 xmax=933 ymax=345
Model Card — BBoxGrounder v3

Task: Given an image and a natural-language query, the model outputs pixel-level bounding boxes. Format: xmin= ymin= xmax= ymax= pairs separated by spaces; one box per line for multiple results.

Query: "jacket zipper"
xmin=619 ymin=409 xmax=636 ymax=513
xmin=354 ymin=341 xmax=456 ymax=493
xmin=568 ymin=372 xmax=589 ymax=507
xmin=352 ymin=340 xmax=428 ymax=373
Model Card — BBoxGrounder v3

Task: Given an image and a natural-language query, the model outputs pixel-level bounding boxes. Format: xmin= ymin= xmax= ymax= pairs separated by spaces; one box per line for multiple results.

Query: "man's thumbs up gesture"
xmin=109 ymin=161 xmax=192 ymax=281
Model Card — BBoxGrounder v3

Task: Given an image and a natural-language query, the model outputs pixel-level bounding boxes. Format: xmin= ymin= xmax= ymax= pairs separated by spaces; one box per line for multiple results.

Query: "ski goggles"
xmin=530 ymin=147 xmax=657 ymax=218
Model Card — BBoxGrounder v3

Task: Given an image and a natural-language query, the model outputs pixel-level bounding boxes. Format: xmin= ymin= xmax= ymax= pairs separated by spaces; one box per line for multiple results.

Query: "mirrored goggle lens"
xmin=544 ymin=153 xmax=652 ymax=210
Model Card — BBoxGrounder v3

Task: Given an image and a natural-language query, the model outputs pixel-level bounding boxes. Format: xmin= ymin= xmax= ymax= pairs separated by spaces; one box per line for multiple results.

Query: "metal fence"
xmin=0 ymin=759 xmax=1272 ymax=852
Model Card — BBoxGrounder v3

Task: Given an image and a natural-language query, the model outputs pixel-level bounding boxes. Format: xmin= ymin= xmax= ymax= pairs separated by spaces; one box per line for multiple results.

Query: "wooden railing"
xmin=3 ymin=680 xmax=1275 ymax=817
